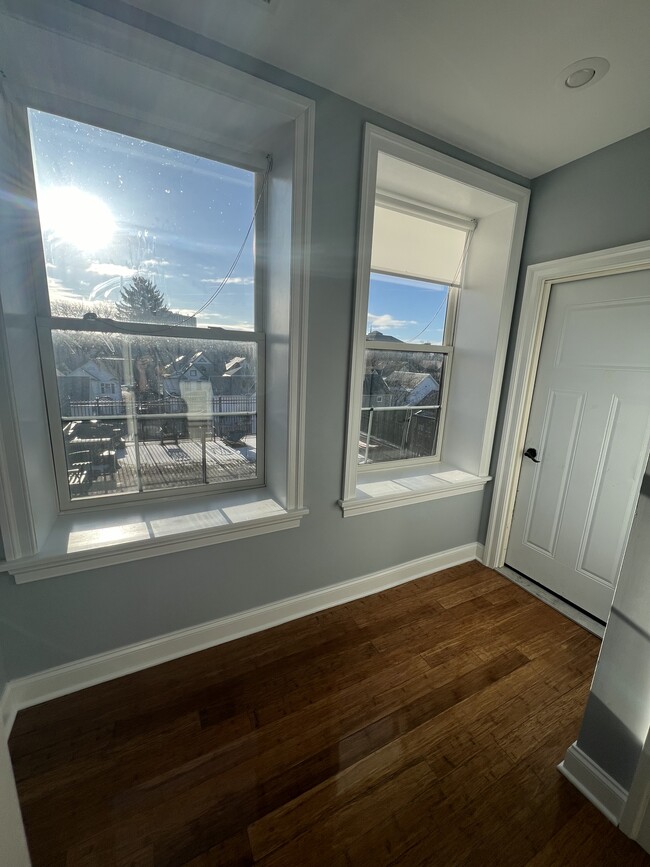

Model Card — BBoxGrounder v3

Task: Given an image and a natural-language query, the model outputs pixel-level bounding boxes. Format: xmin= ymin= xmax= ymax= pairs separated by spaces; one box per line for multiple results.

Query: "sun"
xmin=39 ymin=186 xmax=116 ymax=252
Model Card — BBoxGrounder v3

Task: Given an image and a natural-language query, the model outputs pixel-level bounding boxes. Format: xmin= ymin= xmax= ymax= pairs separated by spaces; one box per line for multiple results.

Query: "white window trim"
xmin=341 ymin=124 xmax=529 ymax=516
xmin=0 ymin=0 xmax=314 ymax=579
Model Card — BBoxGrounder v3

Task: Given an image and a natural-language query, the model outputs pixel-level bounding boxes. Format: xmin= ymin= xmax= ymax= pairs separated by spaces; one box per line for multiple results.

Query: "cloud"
xmin=46 ymin=277 xmax=84 ymax=302
xmin=367 ymin=312 xmax=418 ymax=330
xmin=222 ymin=322 xmax=254 ymax=331
xmin=200 ymin=277 xmax=254 ymax=286
xmin=141 ymin=258 xmax=170 ymax=267
xmin=194 ymin=311 xmax=253 ymax=331
xmin=174 ymin=308 xmax=209 ymax=318
xmin=86 ymin=263 xmax=134 ymax=278
xmin=89 ymin=277 xmax=123 ymax=301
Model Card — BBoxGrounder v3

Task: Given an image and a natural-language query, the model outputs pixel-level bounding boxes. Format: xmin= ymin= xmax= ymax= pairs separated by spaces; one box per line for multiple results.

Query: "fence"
xmin=66 ymin=395 xmax=257 ymax=440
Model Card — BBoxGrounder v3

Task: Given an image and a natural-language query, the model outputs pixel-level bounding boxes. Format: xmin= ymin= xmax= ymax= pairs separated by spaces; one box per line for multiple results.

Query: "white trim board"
xmin=559 ymin=742 xmax=628 ymax=826
xmin=483 ymin=240 xmax=650 ymax=570
xmin=0 ymin=542 xmax=482 ymax=736
xmin=0 ymin=685 xmax=13 ymax=742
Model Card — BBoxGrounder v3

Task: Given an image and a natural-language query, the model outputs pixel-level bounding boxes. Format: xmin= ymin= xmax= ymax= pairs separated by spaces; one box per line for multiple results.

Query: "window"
xmin=341 ymin=126 xmax=530 ymax=515
xmin=357 ymin=164 xmax=475 ymax=471
xmin=360 ymin=229 xmax=469 ymax=467
xmin=30 ymin=110 xmax=263 ymax=507
xmin=0 ymin=1 xmax=314 ymax=579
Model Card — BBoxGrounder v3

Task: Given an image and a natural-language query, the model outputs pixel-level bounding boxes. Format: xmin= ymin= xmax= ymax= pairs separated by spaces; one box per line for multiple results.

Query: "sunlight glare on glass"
xmin=39 ymin=186 xmax=116 ymax=252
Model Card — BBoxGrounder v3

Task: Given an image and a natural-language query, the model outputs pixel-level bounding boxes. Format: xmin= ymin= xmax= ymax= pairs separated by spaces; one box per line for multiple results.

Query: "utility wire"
xmin=80 ymin=154 xmax=273 ymax=338
xmin=406 ymin=229 xmax=474 ymax=343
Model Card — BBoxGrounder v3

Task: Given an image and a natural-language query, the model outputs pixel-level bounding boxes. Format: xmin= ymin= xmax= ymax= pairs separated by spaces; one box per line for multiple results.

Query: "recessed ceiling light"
xmin=565 ymin=68 xmax=596 ymax=88
xmin=557 ymin=57 xmax=610 ymax=91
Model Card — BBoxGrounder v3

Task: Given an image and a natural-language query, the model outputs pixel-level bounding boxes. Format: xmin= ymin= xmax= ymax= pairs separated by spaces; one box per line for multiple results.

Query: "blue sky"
xmin=28 ymin=110 xmax=450 ymax=341
xmin=28 ymin=109 xmax=255 ymax=330
xmin=368 ymin=272 xmax=449 ymax=344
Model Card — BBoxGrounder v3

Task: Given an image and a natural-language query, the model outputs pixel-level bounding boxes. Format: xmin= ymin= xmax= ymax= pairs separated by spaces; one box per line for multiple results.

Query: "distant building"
xmin=384 ymin=371 xmax=439 ymax=406
xmin=366 ymin=330 xmax=403 ymax=343
xmin=162 ymin=350 xmax=212 ymax=396
xmin=218 ymin=356 xmax=256 ymax=396
xmin=362 ymin=369 xmax=392 ymax=407
xmin=58 ymin=360 xmax=120 ymax=403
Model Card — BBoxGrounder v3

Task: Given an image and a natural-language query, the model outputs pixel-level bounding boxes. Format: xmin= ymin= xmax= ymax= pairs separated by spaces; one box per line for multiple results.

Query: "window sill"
xmin=0 ymin=490 xmax=308 ymax=584
xmin=339 ymin=466 xmax=490 ymax=517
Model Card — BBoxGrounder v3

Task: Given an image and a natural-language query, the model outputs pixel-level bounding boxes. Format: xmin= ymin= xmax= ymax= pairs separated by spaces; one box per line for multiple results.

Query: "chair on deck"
xmin=67 ymin=449 xmax=93 ymax=497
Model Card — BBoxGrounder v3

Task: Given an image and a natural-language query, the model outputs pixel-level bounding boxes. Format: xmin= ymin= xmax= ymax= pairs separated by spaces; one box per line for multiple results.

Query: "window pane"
xmin=367 ymin=273 xmax=449 ymax=344
xmin=52 ymin=330 xmax=258 ymax=499
xmin=28 ymin=110 xmax=255 ymax=330
xmin=360 ymin=348 xmax=445 ymax=464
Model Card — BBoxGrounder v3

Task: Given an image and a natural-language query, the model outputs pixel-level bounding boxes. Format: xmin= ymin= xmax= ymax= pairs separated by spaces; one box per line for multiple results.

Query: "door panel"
xmin=506 ymin=269 xmax=650 ymax=622
xmin=523 ymin=389 xmax=584 ymax=556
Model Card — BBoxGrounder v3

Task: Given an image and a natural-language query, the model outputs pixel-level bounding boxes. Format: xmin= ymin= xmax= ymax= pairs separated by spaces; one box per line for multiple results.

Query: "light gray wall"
xmin=482 ymin=127 xmax=650 ymax=789
xmin=518 ymin=128 xmax=650 ymax=264
xmin=0 ymin=1 xmax=527 ymax=681
xmin=479 ymin=126 xmax=650 ymax=540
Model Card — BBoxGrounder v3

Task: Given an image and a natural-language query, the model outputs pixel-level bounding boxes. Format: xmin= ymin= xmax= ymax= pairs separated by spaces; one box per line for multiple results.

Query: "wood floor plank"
xmin=9 ymin=562 xmax=649 ymax=866
xmin=255 ymin=761 xmax=436 ymax=866
xmin=527 ymin=802 xmax=650 ymax=866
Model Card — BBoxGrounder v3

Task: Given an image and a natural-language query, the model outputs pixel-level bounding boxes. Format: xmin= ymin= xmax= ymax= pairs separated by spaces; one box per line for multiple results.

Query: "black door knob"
xmin=524 ymin=447 xmax=541 ymax=463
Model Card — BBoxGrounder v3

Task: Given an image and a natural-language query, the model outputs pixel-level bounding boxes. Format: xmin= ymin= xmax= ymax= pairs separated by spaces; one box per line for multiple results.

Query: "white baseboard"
xmin=1 ymin=542 xmax=482 ymax=736
xmin=559 ymin=742 xmax=628 ymax=825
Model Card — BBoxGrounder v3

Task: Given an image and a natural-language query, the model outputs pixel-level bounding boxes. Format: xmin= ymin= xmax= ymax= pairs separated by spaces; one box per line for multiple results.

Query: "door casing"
xmin=484 ymin=240 xmax=650 ymax=574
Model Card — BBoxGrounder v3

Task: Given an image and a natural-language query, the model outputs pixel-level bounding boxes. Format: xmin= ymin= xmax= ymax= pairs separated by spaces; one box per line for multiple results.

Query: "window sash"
xmin=37 ymin=317 xmax=266 ymax=510
xmin=359 ymin=343 xmax=453 ymax=469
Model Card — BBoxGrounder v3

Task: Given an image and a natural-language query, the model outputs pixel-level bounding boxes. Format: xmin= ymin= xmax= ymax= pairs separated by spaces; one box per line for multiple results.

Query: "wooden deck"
xmin=9 ymin=563 xmax=650 ymax=865
xmin=81 ymin=436 xmax=257 ymax=497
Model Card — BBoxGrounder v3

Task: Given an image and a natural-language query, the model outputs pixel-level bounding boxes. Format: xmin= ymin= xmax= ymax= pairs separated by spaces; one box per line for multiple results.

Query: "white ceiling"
xmin=120 ymin=0 xmax=650 ymax=179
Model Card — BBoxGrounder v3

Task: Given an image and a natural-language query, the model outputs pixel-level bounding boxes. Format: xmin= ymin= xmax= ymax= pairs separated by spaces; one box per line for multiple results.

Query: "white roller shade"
xmin=371 ymin=205 xmax=468 ymax=285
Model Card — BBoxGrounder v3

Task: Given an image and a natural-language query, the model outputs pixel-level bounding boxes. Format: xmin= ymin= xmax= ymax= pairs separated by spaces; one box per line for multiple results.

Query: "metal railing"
xmin=360 ymin=403 xmax=440 ymax=463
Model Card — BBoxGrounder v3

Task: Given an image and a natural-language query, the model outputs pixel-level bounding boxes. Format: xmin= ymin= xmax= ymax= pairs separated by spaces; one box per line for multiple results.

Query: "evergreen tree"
xmin=116 ymin=275 xmax=170 ymax=321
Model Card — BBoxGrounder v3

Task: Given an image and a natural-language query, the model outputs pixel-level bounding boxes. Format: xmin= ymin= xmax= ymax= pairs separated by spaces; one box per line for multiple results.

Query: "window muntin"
xmin=28 ymin=109 xmax=256 ymax=331
xmin=28 ymin=109 xmax=265 ymax=509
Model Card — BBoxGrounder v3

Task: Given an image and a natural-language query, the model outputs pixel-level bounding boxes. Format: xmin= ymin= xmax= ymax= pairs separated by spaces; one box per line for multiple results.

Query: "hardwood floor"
xmin=9 ymin=562 xmax=649 ymax=866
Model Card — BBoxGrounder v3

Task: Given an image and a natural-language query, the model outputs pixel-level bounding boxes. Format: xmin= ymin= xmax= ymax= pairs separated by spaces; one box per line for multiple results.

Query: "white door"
xmin=506 ymin=268 xmax=650 ymax=622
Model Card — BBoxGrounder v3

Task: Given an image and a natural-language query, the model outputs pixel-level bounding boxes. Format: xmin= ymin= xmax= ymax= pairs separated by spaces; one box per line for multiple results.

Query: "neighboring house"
xmin=362 ymin=369 xmax=392 ymax=407
xmin=218 ymin=355 xmax=256 ymax=396
xmin=385 ymin=370 xmax=440 ymax=406
xmin=162 ymin=351 xmax=211 ymax=396
xmin=58 ymin=360 xmax=120 ymax=403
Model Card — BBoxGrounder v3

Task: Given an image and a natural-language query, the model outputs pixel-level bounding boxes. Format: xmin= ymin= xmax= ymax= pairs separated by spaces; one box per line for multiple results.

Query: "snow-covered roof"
xmin=68 ymin=361 xmax=117 ymax=383
xmin=385 ymin=371 xmax=438 ymax=391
